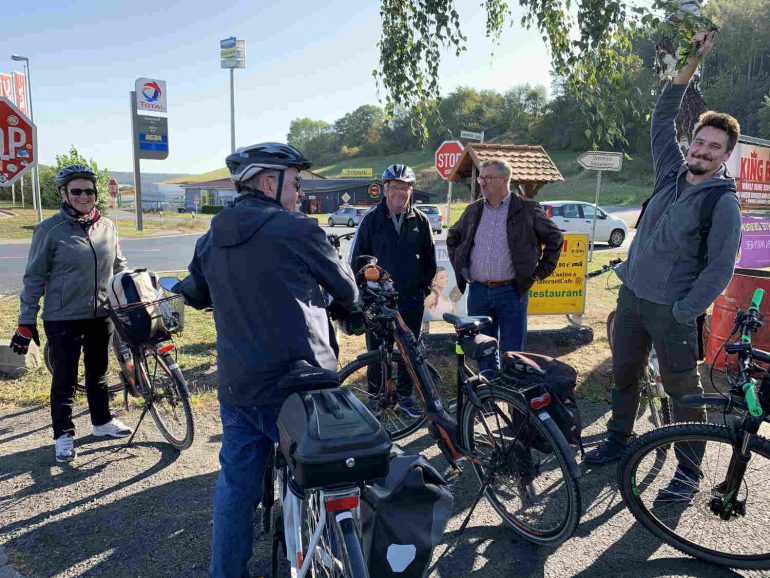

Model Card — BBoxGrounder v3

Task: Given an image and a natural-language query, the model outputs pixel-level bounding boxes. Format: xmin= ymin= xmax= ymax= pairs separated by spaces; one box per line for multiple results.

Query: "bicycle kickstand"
xmin=125 ymin=403 xmax=150 ymax=446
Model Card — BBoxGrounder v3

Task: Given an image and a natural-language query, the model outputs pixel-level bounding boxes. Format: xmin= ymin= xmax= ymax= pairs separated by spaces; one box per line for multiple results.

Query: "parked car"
xmin=415 ymin=204 xmax=443 ymax=235
xmin=540 ymin=201 xmax=628 ymax=247
xmin=327 ymin=206 xmax=370 ymax=227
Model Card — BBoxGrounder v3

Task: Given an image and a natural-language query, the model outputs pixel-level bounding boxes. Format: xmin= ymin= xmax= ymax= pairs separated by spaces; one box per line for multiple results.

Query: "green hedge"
xmin=201 ymin=205 xmax=223 ymax=215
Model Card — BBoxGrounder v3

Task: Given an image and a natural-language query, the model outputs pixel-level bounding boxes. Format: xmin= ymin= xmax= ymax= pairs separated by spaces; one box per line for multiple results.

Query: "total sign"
xmin=135 ymin=77 xmax=167 ymax=113
xmin=435 ymin=140 xmax=464 ymax=180
xmin=0 ymin=97 xmax=36 ymax=187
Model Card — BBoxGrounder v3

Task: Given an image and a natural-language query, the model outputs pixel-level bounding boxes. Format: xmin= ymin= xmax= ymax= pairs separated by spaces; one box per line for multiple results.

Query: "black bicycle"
xmin=618 ymin=288 xmax=770 ymax=569
xmin=335 ymin=257 xmax=582 ymax=545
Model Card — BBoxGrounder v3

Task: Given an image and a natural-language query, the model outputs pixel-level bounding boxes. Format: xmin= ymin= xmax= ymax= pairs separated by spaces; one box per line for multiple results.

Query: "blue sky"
xmin=0 ymin=0 xmax=552 ymax=174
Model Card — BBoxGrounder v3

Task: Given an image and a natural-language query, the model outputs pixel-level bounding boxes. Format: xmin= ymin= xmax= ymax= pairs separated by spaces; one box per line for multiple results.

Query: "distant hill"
xmin=108 ymin=172 xmax=191 ymax=187
xmin=154 ymin=148 xmax=655 ymax=206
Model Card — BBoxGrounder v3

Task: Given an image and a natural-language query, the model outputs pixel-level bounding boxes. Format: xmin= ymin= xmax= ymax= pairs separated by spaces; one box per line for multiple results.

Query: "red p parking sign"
xmin=0 ymin=97 xmax=36 ymax=187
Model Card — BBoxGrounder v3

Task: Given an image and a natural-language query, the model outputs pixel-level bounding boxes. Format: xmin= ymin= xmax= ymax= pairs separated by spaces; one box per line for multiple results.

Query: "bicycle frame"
xmin=276 ymin=464 xmax=365 ymax=578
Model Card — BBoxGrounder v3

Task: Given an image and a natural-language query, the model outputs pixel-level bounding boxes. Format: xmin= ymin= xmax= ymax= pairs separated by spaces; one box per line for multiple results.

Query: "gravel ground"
xmin=0 ymin=399 xmax=764 ymax=578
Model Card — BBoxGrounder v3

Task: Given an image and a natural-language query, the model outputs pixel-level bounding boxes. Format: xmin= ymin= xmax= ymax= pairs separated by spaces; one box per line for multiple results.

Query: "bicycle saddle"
xmin=277 ymin=360 xmax=340 ymax=395
xmin=442 ymin=313 xmax=493 ymax=332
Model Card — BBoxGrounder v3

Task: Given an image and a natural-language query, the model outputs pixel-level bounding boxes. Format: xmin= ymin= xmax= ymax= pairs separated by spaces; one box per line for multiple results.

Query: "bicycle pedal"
xmin=111 ymin=408 xmax=128 ymax=418
xmin=442 ymin=465 xmax=463 ymax=483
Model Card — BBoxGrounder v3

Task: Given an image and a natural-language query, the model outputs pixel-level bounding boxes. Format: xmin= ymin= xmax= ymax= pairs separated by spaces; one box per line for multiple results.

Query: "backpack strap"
xmin=635 ymin=167 xmax=679 ymax=228
xmin=697 ymin=185 xmax=736 ymax=268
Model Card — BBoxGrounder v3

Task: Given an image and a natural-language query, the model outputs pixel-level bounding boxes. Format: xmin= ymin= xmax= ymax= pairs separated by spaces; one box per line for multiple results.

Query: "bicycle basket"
xmin=108 ymin=294 xmax=185 ymax=347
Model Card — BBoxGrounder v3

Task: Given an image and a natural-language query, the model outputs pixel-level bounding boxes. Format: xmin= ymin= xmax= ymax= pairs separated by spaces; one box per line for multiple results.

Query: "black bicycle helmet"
xmin=55 ymin=164 xmax=97 ymax=189
xmin=382 ymin=164 xmax=416 ymax=184
xmin=226 ymin=142 xmax=311 ymax=184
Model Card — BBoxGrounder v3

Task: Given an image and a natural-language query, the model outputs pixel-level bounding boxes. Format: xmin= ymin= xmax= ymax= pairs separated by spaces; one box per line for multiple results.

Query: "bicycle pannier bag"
xmin=361 ymin=453 xmax=454 ymax=578
xmin=277 ymin=387 xmax=392 ymax=490
xmin=108 ymin=269 xmax=164 ymax=343
xmin=501 ymin=351 xmax=583 ymax=453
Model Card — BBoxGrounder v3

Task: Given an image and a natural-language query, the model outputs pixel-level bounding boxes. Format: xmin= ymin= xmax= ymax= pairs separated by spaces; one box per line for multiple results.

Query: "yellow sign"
xmin=527 ymin=234 xmax=588 ymax=315
xmin=341 ymin=168 xmax=373 ymax=178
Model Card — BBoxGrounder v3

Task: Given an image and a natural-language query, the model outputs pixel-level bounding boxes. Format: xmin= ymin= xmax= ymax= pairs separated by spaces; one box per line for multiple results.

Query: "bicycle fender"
xmin=537 ymin=410 xmax=581 ymax=479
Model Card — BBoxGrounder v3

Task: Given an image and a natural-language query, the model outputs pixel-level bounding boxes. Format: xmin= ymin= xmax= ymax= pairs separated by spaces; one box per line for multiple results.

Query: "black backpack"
xmin=500 ymin=352 xmax=583 ymax=456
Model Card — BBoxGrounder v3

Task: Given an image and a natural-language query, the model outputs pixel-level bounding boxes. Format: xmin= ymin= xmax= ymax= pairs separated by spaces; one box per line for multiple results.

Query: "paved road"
xmin=0 ymin=219 xmax=634 ymax=297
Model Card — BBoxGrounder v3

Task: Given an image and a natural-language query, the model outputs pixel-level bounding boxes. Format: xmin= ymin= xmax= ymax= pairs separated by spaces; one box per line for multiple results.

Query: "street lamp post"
xmin=11 ymin=54 xmax=43 ymax=223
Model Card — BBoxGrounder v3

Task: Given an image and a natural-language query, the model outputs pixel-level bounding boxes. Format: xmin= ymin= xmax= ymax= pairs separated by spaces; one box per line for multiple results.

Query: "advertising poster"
xmin=736 ymin=216 xmax=770 ymax=270
xmin=725 ymin=141 xmax=770 ymax=210
xmin=422 ymin=234 xmax=589 ymax=324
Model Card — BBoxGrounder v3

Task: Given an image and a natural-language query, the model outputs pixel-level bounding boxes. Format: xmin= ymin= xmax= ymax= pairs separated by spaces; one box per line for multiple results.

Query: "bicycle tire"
xmin=43 ymin=335 xmax=125 ymax=395
xmin=302 ymin=491 xmax=359 ymax=577
xmin=139 ymin=349 xmax=194 ymax=450
xmin=619 ymin=423 xmax=770 ymax=569
xmin=606 ymin=310 xmax=616 ymax=351
xmin=460 ymin=385 xmax=581 ymax=546
xmin=339 ymin=350 xmax=435 ymax=441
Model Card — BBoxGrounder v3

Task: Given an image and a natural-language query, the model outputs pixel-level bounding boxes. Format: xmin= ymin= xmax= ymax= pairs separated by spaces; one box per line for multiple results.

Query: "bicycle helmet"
xmin=55 ymin=164 xmax=97 ymax=189
xmin=226 ymin=142 xmax=312 ymax=203
xmin=382 ymin=164 xmax=416 ymax=184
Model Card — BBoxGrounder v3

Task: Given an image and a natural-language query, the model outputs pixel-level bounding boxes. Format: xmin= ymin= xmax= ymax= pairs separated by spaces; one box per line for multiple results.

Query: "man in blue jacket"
xmin=349 ymin=165 xmax=436 ymax=418
xmin=177 ymin=143 xmax=358 ymax=578
xmin=586 ymin=31 xmax=742 ymax=502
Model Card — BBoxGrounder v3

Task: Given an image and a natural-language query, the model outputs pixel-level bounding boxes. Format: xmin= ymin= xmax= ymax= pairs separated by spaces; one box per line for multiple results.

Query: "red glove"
xmin=10 ymin=325 xmax=40 ymax=355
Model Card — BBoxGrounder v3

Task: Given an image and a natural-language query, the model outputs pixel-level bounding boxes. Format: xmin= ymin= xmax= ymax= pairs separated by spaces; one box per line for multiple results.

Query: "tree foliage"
xmin=376 ymin=0 xmax=717 ymax=147
xmin=39 ymin=145 xmax=111 ymax=212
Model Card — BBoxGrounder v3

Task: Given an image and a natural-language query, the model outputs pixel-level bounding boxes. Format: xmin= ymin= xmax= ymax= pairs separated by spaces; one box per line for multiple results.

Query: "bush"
xmin=201 ymin=205 xmax=223 ymax=215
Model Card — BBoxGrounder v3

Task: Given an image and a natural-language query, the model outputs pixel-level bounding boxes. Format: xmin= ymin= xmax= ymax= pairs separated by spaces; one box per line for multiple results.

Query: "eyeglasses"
xmin=267 ymin=175 xmax=303 ymax=191
xmin=477 ymin=176 xmax=507 ymax=183
xmin=387 ymin=185 xmax=412 ymax=193
xmin=68 ymin=188 xmax=96 ymax=196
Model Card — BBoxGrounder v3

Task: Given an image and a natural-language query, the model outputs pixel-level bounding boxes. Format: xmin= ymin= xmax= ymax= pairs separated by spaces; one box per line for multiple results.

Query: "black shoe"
xmin=584 ymin=437 xmax=627 ymax=464
xmin=397 ymin=396 xmax=422 ymax=419
xmin=655 ymin=466 xmax=701 ymax=505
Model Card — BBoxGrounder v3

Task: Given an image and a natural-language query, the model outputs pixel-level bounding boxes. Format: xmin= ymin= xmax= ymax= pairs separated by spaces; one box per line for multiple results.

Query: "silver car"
xmin=415 ymin=204 xmax=443 ymax=235
xmin=327 ymin=206 xmax=369 ymax=227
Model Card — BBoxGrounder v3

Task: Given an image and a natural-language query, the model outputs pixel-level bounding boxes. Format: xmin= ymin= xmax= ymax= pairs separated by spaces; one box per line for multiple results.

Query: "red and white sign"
xmin=0 ymin=74 xmax=13 ymax=102
xmin=13 ymin=72 xmax=28 ymax=116
xmin=435 ymin=140 xmax=464 ymax=180
xmin=726 ymin=141 xmax=770 ymax=210
xmin=108 ymin=178 xmax=119 ymax=198
xmin=0 ymin=97 xmax=37 ymax=187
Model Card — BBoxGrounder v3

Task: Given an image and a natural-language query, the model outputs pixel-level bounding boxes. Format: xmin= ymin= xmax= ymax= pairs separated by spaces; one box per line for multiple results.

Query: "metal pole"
xmin=11 ymin=181 xmax=16 ymax=207
xmin=230 ymin=68 xmax=235 ymax=152
xmin=445 ymin=181 xmax=453 ymax=226
xmin=20 ymin=175 xmax=25 ymax=208
xmin=24 ymin=61 xmax=43 ymax=222
xmin=589 ymin=170 xmax=602 ymax=262
xmin=130 ymin=91 xmax=144 ymax=231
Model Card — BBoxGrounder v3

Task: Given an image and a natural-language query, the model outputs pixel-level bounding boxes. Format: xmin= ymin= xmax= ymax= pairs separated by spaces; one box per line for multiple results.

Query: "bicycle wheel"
xmin=138 ymin=349 xmax=194 ymax=450
xmin=606 ymin=310 xmax=616 ymax=350
xmin=460 ymin=385 xmax=581 ymax=546
xmin=301 ymin=491 xmax=364 ymax=578
xmin=619 ymin=423 xmax=770 ymax=570
xmin=339 ymin=350 xmax=435 ymax=441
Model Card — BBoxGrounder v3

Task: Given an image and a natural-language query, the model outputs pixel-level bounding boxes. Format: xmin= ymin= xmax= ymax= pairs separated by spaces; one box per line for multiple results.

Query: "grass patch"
xmin=0 ymin=204 xmax=209 ymax=240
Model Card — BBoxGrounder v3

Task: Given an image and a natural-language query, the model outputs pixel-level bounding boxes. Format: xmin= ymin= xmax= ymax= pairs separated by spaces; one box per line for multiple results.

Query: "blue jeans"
xmin=210 ymin=403 xmax=281 ymax=578
xmin=467 ymin=282 xmax=529 ymax=372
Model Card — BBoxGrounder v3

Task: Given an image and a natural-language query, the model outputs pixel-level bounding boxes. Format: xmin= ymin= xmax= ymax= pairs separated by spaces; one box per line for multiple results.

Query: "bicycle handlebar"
xmin=585 ymin=258 xmax=624 ymax=280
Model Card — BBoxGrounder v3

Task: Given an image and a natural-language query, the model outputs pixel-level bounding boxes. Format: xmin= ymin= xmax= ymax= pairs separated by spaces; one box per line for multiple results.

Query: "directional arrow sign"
xmin=577 ymin=151 xmax=623 ymax=172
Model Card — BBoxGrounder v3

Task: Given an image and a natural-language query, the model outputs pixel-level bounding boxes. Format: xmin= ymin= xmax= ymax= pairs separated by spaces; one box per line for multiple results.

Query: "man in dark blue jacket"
xmin=178 ymin=143 xmax=358 ymax=578
xmin=349 ymin=165 xmax=436 ymax=418
xmin=586 ymin=31 xmax=742 ymax=502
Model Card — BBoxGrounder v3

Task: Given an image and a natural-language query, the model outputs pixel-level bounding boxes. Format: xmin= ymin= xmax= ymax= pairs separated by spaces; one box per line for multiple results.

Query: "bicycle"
xmin=337 ymin=258 xmax=582 ymax=546
xmin=263 ymin=361 xmax=384 ymax=578
xmin=618 ymin=288 xmax=770 ymax=570
xmin=588 ymin=258 xmax=671 ymax=429
xmin=105 ymin=280 xmax=195 ymax=450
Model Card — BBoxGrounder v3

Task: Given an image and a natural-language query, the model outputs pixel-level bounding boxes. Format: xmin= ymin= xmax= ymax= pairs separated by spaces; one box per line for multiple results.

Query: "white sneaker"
xmin=55 ymin=435 xmax=77 ymax=463
xmin=92 ymin=418 xmax=133 ymax=438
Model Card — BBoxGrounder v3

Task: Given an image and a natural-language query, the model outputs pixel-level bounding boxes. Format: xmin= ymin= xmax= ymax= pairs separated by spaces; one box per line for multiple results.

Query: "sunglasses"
xmin=68 ymin=188 xmax=96 ymax=196
xmin=267 ymin=175 xmax=303 ymax=191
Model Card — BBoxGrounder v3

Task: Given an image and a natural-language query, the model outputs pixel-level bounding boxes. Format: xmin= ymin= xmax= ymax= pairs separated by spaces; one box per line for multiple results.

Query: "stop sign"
xmin=435 ymin=140 xmax=464 ymax=180
xmin=108 ymin=178 xmax=119 ymax=198
xmin=0 ymin=97 xmax=36 ymax=187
